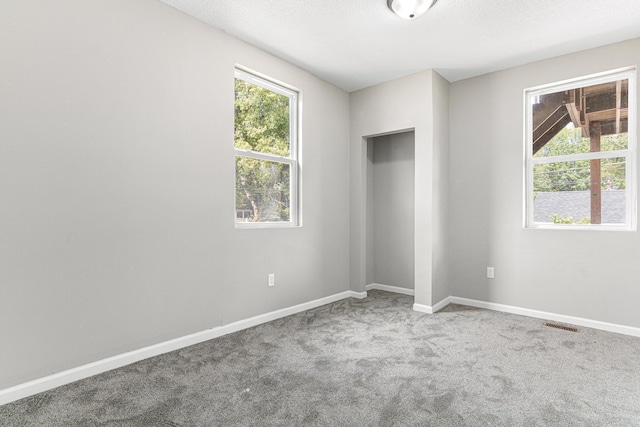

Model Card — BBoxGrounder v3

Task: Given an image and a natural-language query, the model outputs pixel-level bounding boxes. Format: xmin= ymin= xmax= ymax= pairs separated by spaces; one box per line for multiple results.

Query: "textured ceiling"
xmin=159 ymin=0 xmax=640 ymax=92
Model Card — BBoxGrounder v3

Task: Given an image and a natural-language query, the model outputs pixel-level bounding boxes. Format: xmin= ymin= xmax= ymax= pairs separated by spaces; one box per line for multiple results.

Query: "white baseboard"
xmin=6 ymin=290 xmax=636 ymax=407
xmin=349 ymin=290 xmax=368 ymax=299
xmin=432 ymin=296 xmax=452 ymax=313
xmin=366 ymin=283 xmax=415 ymax=296
xmin=0 ymin=290 xmax=363 ymax=406
xmin=412 ymin=296 xmax=451 ymax=314
xmin=415 ymin=295 xmax=640 ymax=337
xmin=412 ymin=303 xmax=433 ymax=314
xmin=449 ymin=296 xmax=640 ymax=338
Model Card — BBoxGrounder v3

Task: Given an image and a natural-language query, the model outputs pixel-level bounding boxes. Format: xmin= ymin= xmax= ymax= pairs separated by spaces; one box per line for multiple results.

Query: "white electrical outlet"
xmin=268 ymin=273 xmax=275 ymax=287
xmin=487 ymin=267 xmax=495 ymax=279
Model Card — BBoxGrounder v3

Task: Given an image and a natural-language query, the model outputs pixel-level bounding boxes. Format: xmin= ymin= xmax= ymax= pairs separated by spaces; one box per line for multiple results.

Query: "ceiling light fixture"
xmin=387 ymin=0 xmax=438 ymax=20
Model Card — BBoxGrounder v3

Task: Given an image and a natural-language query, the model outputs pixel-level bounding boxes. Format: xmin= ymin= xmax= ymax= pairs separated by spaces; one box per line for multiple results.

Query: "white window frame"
xmin=524 ymin=67 xmax=637 ymax=231
xmin=234 ymin=68 xmax=300 ymax=228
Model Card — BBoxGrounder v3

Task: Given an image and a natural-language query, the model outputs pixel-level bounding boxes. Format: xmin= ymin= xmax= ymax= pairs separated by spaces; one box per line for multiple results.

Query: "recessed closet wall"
xmin=366 ymin=131 xmax=415 ymax=291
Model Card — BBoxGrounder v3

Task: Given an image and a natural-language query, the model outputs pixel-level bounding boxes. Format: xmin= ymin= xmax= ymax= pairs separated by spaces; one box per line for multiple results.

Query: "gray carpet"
xmin=2 ymin=290 xmax=640 ymax=426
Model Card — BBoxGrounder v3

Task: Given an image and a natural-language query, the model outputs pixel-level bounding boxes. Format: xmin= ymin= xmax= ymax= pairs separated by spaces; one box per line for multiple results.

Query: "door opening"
xmin=365 ymin=131 xmax=415 ymax=293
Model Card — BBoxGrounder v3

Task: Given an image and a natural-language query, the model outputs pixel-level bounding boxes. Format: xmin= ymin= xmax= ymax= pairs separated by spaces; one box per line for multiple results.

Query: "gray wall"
xmin=370 ymin=133 xmax=415 ymax=290
xmin=0 ymin=0 xmax=350 ymax=389
xmin=350 ymin=70 xmax=449 ymax=308
xmin=366 ymin=142 xmax=375 ymax=285
xmin=449 ymin=37 xmax=640 ymax=328
xmin=431 ymin=72 xmax=451 ymax=304
xmin=351 ymin=71 xmax=431 ymax=306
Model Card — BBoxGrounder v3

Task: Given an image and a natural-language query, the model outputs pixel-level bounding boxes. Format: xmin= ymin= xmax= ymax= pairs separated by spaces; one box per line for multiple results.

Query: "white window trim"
xmin=234 ymin=68 xmax=300 ymax=228
xmin=524 ymin=67 xmax=637 ymax=231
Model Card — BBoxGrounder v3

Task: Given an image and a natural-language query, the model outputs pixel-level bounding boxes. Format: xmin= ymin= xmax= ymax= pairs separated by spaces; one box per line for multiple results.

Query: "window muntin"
xmin=234 ymin=69 xmax=298 ymax=227
xmin=533 ymin=123 xmax=629 ymax=159
xmin=525 ymin=69 xmax=636 ymax=229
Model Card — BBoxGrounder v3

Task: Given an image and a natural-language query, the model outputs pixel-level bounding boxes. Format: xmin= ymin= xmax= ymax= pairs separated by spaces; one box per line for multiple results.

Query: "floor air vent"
xmin=544 ymin=322 xmax=579 ymax=332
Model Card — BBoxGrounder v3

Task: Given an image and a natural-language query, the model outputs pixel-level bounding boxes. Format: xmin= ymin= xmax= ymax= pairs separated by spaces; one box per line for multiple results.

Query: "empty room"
xmin=1 ymin=0 xmax=640 ymax=425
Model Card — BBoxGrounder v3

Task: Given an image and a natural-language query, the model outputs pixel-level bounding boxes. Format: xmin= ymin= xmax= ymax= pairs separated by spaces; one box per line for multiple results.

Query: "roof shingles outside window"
xmin=534 ymin=190 xmax=625 ymax=224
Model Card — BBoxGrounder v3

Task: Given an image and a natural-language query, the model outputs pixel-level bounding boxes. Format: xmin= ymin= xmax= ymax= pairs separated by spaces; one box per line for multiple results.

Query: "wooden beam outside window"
xmin=590 ymin=122 xmax=602 ymax=224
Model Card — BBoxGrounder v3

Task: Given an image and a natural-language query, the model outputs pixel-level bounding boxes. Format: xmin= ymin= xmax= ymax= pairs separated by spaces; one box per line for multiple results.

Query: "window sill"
xmin=235 ymin=221 xmax=300 ymax=229
xmin=525 ymin=223 xmax=635 ymax=231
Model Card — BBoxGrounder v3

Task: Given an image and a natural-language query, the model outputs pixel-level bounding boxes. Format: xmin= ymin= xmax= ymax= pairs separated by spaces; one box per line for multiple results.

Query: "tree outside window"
xmin=234 ymin=69 xmax=298 ymax=226
xmin=525 ymin=69 xmax=636 ymax=229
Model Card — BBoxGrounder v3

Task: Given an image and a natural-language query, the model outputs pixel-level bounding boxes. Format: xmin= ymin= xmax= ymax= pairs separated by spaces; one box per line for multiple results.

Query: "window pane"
xmin=235 ymin=156 xmax=291 ymax=223
xmin=234 ymin=79 xmax=291 ymax=157
xmin=533 ymin=159 xmax=626 ymax=224
xmin=534 ymin=126 xmax=629 ymax=159
xmin=532 ymin=79 xmax=628 ymax=158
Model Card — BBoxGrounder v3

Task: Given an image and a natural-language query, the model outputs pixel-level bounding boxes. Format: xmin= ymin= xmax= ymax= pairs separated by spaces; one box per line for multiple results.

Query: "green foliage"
xmin=533 ymin=126 xmax=627 ymax=193
xmin=234 ymin=80 xmax=290 ymax=156
xmin=550 ymin=214 xmax=591 ymax=225
xmin=576 ymin=216 xmax=591 ymax=225
xmin=550 ymin=214 xmax=575 ymax=224
xmin=234 ymin=79 xmax=292 ymax=222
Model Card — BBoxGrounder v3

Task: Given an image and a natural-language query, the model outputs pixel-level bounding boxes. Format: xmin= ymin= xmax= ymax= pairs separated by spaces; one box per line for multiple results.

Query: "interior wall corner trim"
xmin=413 ymin=296 xmax=451 ymax=314
xmin=413 ymin=303 xmax=433 ymax=314
xmin=348 ymin=290 xmax=368 ymax=299
xmin=366 ymin=283 xmax=415 ymax=296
